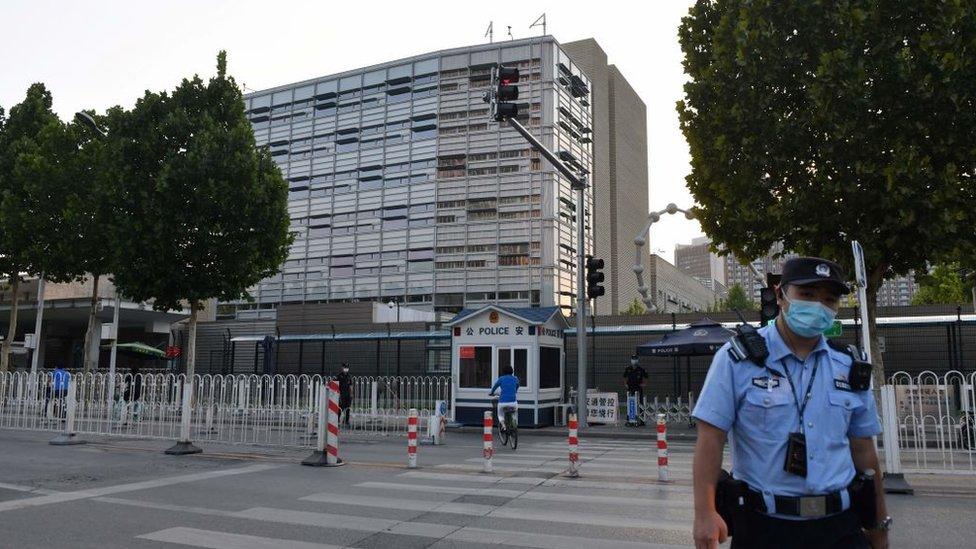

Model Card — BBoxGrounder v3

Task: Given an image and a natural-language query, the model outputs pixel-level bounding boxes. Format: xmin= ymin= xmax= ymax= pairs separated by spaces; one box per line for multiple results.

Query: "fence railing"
xmin=886 ymin=370 xmax=976 ymax=474
xmin=0 ymin=371 xmax=452 ymax=448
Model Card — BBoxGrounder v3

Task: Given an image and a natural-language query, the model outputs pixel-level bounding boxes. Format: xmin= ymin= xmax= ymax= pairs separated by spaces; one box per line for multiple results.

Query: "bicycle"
xmin=491 ymin=396 xmax=518 ymax=451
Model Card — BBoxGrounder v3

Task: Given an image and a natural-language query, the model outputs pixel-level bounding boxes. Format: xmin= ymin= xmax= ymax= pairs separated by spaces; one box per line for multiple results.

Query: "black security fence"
xmin=190 ymin=308 xmax=975 ymax=402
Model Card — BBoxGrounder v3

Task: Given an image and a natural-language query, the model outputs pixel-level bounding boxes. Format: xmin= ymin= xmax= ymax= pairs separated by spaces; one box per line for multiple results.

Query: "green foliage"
xmin=111 ymin=51 xmax=293 ymax=312
xmin=623 ymin=298 xmax=646 ymax=315
xmin=912 ymin=263 xmax=969 ymax=305
xmin=678 ymin=1 xmax=976 ymax=376
xmin=0 ymin=83 xmax=71 ymax=280
xmin=713 ymin=283 xmax=756 ymax=312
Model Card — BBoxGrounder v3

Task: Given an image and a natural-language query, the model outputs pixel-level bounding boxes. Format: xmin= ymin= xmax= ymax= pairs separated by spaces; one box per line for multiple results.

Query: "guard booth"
xmin=447 ymin=306 xmax=566 ymax=427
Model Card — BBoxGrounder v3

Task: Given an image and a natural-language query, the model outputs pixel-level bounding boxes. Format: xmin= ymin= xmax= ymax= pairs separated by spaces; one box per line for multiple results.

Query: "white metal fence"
xmin=0 ymin=371 xmax=452 ymax=449
xmin=887 ymin=370 xmax=976 ymax=474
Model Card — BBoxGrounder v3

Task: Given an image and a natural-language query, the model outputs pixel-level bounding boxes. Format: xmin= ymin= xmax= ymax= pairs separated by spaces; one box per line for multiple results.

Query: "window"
xmin=460 ymin=346 xmax=492 ymax=389
xmin=435 ymin=261 xmax=466 ymax=269
xmin=499 ymin=165 xmax=520 ymax=174
xmin=436 ymin=215 xmax=456 ymax=223
xmin=436 ymin=245 xmax=465 ymax=254
xmin=539 ymin=346 xmax=561 ymax=389
xmin=437 ymin=200 xmax=466 ymax=208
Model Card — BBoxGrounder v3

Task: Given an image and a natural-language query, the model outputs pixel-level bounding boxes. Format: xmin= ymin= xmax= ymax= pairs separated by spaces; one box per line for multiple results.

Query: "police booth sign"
xmin=448 ymin=305 xmax=567 ymax=427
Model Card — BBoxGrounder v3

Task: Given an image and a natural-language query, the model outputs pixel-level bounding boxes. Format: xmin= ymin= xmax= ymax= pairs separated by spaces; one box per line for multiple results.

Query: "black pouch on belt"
xmin=715 ymin=469 xmax=746 ymax=537
xmin=849 ymin=469 xmax=878 ymax=529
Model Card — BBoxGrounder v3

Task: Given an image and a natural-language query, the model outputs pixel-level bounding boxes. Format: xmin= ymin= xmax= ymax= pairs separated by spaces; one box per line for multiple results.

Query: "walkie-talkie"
xmin=730 ymin=309 xmax=770 ymax=368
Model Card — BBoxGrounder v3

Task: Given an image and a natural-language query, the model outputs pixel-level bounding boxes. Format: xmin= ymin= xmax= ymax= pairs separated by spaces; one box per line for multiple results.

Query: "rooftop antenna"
xmin=530 ymin=13 xmax=546 ymax=36
xmin=507 ymin=25 xmax=514 ymax=40
xmin=485 ymin=21 xmax=493 ymax=43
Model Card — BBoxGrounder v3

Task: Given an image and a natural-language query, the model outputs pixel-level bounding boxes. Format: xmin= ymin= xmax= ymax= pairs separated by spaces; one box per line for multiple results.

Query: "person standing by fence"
xmin=623 ymin=355 xmax=647 ymax=424
xmin=336 ymin=363 xmax=352 ymax=427
xmin=48 ymin=366 xmax=71 ymax=419
xmin=122 ymin=367 xmax=143 ymax=425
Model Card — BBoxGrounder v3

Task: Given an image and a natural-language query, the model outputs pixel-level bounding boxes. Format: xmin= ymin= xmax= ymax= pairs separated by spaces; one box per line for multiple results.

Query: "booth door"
xmin=496 ymin=347 xmax=529 ymax=389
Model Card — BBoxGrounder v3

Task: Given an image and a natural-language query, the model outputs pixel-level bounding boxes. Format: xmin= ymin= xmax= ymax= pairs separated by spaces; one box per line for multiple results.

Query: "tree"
xmin=715 ymin=283 xmax=756 ymax=313
xmin=912 ymin=263 xmax=969 ymax=305
xmin=112 ymin=51 xmax=293 ymax=381
xmin=0 ymin=84 xmax=74 ymax=372
xmin=623 ymin=298 xmax=646 ymax=315
xmin=678 ymin=1 xmax=976 ymax=385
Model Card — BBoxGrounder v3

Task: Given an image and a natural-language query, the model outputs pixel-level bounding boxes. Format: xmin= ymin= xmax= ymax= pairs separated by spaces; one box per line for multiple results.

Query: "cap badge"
xmin=816 ymin=264 xmax=831 ymax=277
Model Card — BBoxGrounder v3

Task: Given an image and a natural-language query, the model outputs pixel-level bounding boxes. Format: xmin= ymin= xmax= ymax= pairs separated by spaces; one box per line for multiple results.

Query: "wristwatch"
xmin=874 ymin=516 xmax=893 ymax=532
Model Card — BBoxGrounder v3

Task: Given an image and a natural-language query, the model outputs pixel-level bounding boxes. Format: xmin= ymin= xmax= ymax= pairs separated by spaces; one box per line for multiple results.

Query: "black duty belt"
xmin=744 ymin=488 xmax=845 ymax=518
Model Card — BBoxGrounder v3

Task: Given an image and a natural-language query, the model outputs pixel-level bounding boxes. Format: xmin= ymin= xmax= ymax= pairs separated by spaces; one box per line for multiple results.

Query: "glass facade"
xmin=232 ymin=37 xmax=593 ymax=317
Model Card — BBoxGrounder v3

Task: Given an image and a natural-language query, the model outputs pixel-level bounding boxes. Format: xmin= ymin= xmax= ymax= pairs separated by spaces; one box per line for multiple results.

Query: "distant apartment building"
xmin=878 ymin=273 xmax=918 ymax=307
xmin=675 ymin=236 xmax=727 ymax=300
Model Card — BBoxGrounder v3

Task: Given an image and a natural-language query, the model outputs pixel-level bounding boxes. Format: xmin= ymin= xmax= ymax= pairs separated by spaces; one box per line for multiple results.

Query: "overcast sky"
xmin=1 ymin=0 xmax=703 ymax=262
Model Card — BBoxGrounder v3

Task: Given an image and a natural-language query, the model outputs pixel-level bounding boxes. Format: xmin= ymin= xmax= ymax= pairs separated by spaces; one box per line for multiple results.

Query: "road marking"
xmin=0 ymin=482 xmax=59 ymax=495
xmin=355 ymin=481 xmax=695 ymax=508
xmin=300 ymin=492 xmax=690 ymax=531
xmin=137 ymin=527 xmax=344 ymax=549
xmin=399 ymin=471 xmax=546 ymax=485
xmin=108 ymin=498 xmax=693 ymax=548
xmin=300 ymin=493 xmax=495 ymax=515
xmin=0 ymin=464 xmax=279 ymax=513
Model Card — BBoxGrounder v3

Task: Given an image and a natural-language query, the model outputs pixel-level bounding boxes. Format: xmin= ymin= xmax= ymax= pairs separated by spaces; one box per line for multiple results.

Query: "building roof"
xmin=445 ymin=305 xmax=565 ymax=327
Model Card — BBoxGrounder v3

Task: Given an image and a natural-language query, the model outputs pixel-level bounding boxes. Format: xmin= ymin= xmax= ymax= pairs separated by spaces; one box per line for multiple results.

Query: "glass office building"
xmin=228 ymin=36 xmax=594 ymax=319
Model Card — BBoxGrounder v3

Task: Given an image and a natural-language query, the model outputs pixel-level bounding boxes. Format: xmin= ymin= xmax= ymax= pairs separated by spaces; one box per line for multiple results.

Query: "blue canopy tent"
xmin=635 ymin=318 xmax=736 ymax=395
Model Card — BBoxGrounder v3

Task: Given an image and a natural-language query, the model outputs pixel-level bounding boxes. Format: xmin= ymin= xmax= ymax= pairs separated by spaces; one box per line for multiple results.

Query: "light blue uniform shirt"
xmin=692 ymin=324 xmax=881 ymax=517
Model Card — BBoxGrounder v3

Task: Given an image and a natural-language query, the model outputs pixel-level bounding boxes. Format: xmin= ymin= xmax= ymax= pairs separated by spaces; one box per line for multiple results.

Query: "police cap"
xmin=780 ymin=257 xmax=850 ymax=295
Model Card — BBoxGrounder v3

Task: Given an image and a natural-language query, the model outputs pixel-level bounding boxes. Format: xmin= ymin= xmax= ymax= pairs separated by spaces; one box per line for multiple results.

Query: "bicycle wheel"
xmin=510 ymin=425 xmax=518 ymax=451
xmin=499 ymin=424 xmax=510 ymax=447
xmin=505 ymin=411 xmax=518 ymax=451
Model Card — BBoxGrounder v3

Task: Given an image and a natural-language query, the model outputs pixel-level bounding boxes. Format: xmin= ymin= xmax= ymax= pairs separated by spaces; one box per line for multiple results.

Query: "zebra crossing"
xmin=130 ymin=438 xmax=727 ymax=548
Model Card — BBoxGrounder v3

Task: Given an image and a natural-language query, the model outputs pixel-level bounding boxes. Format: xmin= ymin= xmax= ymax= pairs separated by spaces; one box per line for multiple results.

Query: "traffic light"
xmin=483 ymin=66 xmax=520 ymax=122
xmin=586 ymin=257 xmax=605 ymax=299
xmin=759 ymin=287 xmax=779 ymax=326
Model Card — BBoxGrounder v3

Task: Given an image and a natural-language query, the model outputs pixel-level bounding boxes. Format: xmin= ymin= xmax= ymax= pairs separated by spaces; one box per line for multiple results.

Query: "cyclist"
xmin=489 ymin=365 xmax=520 ymax=432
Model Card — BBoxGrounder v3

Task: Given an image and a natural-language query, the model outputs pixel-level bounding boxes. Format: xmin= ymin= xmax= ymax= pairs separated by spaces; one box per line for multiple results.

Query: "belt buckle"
xmin=799 ymin=496 xmax=827 ymax=518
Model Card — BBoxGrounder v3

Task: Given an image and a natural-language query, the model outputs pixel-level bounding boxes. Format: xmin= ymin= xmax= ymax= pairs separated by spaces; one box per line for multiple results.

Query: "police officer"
xmin=692 ymin=257 xmax=891 ymax=549
xmin=336 ymin=363 xmax=353 ymax=427
xmin=623 ymin=355 xmax=648 ymax=411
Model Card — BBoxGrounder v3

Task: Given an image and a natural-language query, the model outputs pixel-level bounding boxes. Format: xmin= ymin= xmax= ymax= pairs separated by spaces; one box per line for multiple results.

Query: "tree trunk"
xmin=0 ymin=276 xmax=22 ymax=373
xmin=971 ymin=284 xmax=975 ymax=315
xmin=184 ymin=301 xmax=199 ymax=381
xmin=82 ymin=274 xmax=101 ymax=373
xmin=865 ymin=264 xmax=888 ymax=388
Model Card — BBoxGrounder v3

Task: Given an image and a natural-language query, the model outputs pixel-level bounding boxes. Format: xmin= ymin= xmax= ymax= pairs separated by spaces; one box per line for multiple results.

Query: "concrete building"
xmin=0 ymin=277 xmax=189 ymax=371
xmin=229 ymin=36 xmax=646 ymax=321
xmin=675 ymin=236 xmax=727 ymax=300
xmin=878 ymin=273 xmax=919 ymax=307
xmin=646 ymin=254 xmax=719 ymax=313
xmin=562 ymin=39 xmax=649 ymax=315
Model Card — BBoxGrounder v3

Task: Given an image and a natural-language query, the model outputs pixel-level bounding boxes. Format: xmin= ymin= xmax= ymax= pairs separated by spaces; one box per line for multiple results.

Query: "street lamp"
xmin=74 ymin=111 xmax=106 ymax=137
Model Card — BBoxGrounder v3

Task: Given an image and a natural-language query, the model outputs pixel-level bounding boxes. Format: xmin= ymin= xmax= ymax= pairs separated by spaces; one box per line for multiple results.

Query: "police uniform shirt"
xmin=692 ymin=324 xmax=881 ymax=516
xmin=623 ymin=365 xmax=647 ymax=391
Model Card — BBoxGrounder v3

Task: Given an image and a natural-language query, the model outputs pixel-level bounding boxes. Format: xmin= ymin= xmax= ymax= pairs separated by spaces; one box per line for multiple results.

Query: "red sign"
xmin=165 ymin=345 xmax=182 ymax=359
xmin=459 ymin=346 xmax=475 ymax=359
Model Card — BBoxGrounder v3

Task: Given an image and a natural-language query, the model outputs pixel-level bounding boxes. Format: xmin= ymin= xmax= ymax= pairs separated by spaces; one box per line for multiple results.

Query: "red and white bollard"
xmin=483 ymin=410 xmax=494 ymax=473
xmin=407 ymin=408 xmax=419 ymax=468
xmin=567 ymin=412 xmax=579 ymax=478
xmin=657 ymin=413 xmax=669 ymax=482
xmin=302 ymin=380 xmax=344 ymax=467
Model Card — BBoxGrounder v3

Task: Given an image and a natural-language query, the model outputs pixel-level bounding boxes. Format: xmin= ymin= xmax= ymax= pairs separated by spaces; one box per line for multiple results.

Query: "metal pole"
xmin=576 ymin=185 xmax=588 ymax=428
xmin=106 ymin=289 xmax=121 ymax=408
xmin=30 ymin=276 xmax=45 ymax=374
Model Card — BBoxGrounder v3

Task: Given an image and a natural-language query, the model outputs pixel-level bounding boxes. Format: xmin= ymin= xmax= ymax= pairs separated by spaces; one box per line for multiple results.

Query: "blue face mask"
xmin=782 ymin=294 xmax=837 ymax=338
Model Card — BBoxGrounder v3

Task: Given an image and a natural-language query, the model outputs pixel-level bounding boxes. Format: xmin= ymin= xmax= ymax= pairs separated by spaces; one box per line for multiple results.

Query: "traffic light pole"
xmin=506 ymin=118 xmax=589 ymax=427
xmin=575 ymin=184 xmax=588 ymax=428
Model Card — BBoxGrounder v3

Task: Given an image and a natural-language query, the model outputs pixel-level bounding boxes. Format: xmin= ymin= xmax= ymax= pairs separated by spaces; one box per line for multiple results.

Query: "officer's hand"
xmin=865 ymin=528 xmax=888 ymax=549
xmin=693 ymin=510 xmax=727 ymax=549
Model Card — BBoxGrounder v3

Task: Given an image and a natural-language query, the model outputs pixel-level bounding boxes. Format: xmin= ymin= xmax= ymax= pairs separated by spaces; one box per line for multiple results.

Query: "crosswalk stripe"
xmin=121 ymin=499 xmax=694 ymax=549
xmin=298 ymin=493 xmax=691 ymax=532
xmin=300 ymin=493 xmax=495 ymax=514
xmin=448 ymin=526 xmax=688 ymax=549
xmin=355 ymin=481 xmax=696 ymax=509
xmin=137 ymin=527 xmax=343 ymax=549
xmin=400 ymin=471 xmax=546 ymax=485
